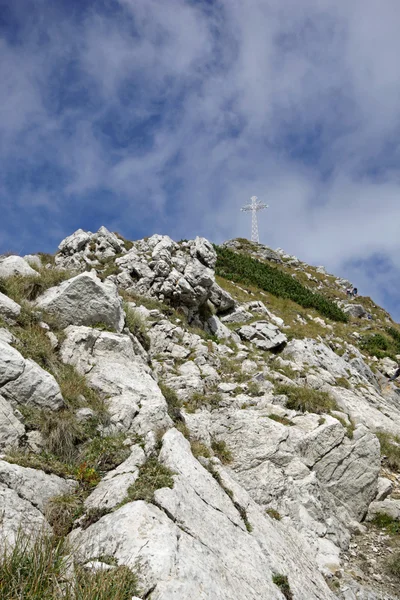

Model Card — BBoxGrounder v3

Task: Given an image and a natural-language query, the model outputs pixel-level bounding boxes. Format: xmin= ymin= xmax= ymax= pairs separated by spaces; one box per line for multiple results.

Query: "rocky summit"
xmin=1 ymin=227 xmax=400 ymax=599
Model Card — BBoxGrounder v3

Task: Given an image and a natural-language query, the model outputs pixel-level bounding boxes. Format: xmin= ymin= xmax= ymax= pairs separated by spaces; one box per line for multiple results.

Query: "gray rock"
xmin=60 ymin=326 xmax=171 ymax=435
xmin=2 ymin=357 xmax=64 ymax=410
xmin=0 ymin=395 xmax=25 ymax=450
xmin=0 ymin=460 xmax=77 ymax=512
xmin=0 ymin=256 xmax=39 ymax=278
xmin=343 ymin=304 xmax=367 ymax=318
xmin=375 ymin=477 xmax=393 ymax=501
xmin=0 ymin=292 xmax=21 ymax=323
xmin=23 ymin=254 xmax=42 ymax=269
xmin=191 ymin=236 xmax=217 ymax=269
xmin=0 ymin=484 xmax=51 ymax=552
xmin=35 ymin=271 xmax=124 ymax=332
xmin=367 ymin=498 xmax=400 ymax=521
xmin=84 ymin=445 xmax=145 ymax=511
xmin=237 ymin=320 xmax=287 ymax=351
xmin=206 ymin=315 xmax=240 ymax=342
xmin=70 ymin=429 xmax=336 ymax=599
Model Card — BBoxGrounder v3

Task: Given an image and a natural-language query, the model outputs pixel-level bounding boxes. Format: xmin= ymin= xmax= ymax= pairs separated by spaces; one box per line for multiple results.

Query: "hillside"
xmin=0 ymin=227 xmax=400 ymax=599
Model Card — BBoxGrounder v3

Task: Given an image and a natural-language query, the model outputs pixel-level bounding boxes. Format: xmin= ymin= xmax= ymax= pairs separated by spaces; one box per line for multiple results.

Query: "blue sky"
xmin=2 ymin=1 xmax=400 ymax=319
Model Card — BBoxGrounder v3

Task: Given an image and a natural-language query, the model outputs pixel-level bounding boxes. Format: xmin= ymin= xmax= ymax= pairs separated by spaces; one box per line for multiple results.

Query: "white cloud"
xmin=2 ymin=0 xmax=400 ymax=315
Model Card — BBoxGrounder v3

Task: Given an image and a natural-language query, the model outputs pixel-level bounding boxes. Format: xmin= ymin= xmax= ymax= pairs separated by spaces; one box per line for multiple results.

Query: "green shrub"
xmin=386 ymin=551 xmax=400 ymax=581
xmin=371 ymin=512 xmax=400 ymax=535
xmin=0 ymin=531 xmax=139 ymax=599
xmin=123 ymin=303 xmax=150 ymax=350
xmin=275 ymin=383 xmax=338 ymax=414
xmin=211 ymin=439 xmax=233 ymax=464
xmin=266 ymin=508 xmax=281 ymax=520
xmin=215 ymin=246 xmax=348 ymax=323
xmin=159 ymin=383 xmax=182 ymax=423
xmin=0 ymin=268 xmax=73 ymax=304
xmin=81 ymin=434 xmax=130 ymax=475
xmin=272 ymin=573 xmax=293 ymax=599
xmin=45 ymin=491 xmax=85 ymax=537
xmin=359 ymin=333 xmax=394 ymax=359
xmin=190 ymin=440 xmax=211 ymax=459
xmin=267 ymin=414 xmax=294 ymax=426
xmin=376 ymin=432 xmax=400 ymax=472
xmin=126 ymin=458 xmax=174 ymax=503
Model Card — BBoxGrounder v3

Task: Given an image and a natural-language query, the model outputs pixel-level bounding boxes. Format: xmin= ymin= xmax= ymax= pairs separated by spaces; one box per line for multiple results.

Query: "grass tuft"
xmin=275 ymin=383 xmax=338 ymax=414
xmin=123 ymin=303 xmax=150 ymax=351
xmin=376 ymin=432 xmax=400 ymax=472
xmin=0 ymin=531 xmax=139 ymax=599
xmin=272 ymin=573 xmax=293 ymax=599
xmin=125 ymin=457 xmax=174 ymax=503
xmin=211 ymin=439 xmax=233 ymax=464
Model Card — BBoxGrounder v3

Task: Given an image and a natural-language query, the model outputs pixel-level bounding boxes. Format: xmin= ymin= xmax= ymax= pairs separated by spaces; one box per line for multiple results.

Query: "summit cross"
xmin=240 ymin=196 xmax=268 ymax=244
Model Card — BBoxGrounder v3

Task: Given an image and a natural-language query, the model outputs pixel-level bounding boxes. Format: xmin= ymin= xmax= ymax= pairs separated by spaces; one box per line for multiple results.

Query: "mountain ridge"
xmin=0 ymin=226 xmax=399 ymax=599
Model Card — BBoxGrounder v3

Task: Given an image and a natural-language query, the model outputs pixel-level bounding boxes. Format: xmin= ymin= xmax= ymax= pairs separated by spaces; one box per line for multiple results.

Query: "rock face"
xmin=55 ymin=226 xmax=126 ymax=270
xmin=35 ymin=271 xmax=125 ymax=332
xmin=71 ymin=429 xmax=336 ymax=600
xmin=0 ymin=255 xmax=39 ymax=278
xmin=60 ymin=326 xmax=171 ymax=434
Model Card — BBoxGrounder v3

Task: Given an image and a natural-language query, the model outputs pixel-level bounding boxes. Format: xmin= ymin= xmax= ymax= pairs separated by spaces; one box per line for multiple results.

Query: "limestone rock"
xmin=343 ymin=304 xmax=367 ymax=318
xmin=0 ymin=460 xmax=77 ymax=513
xmin=375 ymin=477 xmax=394 ymax=501
xmin=1 ymin=357 xmax=64 ymax=410
xmin=70 ymin=429 xmax=336 ymax=599
xmin=0 ymin=395 xmax=25 ymax=450
xmin=190 ymin=236 xmax=217 ymax=269
xmin=0 ymin=484 xmax=51 ymax=552
xmin=206 ymin=315 xmax=240 ymax=342
xmin=60 ymin=326 xmax=171 ymax=435
xmin=0 ymin=292 xmax=21 ymax=323
xmin=84 ymin=445 xmax=145 ymax=511
xmin=35 ymin=271 xmax=124 ymax=332
xmin=367 ymin=498 xmax=400 ymax=521
xmin=0 ymin=255 xmax=39 ymax=278
xmin=237 ymin=320 xmax=287 ymax=351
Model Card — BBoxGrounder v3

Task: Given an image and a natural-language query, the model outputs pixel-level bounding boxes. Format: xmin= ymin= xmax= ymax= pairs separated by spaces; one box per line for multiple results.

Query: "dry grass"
xmin=0 ymin=531 xmax=139 ymax=599
xmin=275 ymin=383 xmax=338 ymax=414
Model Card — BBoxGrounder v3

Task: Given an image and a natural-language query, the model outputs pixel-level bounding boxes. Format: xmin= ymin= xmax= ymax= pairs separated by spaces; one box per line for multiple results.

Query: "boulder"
xmin=343 ymin=304 xmax=367 ymax=318
xmin=206 ymin=315 xmax=240 ymax=342
xmin=23 ymin=254 xmax=42 ymax=269
xmin=35 ymin=271 xmax=124 ymax=332
xmin=237 ymin=320 xmax=287 ymax=351
xmin=367 ymin=498 xmax=400 ymax=521
xmin=0 ymin=292 xmax=21 ymax=323
xmin=0 ymin=256 xmax=39 ymax=278
xmin=190 ymin=236 xmax=217 ymax=269
xmin=1 ymin=357 xmax=64 ymax=410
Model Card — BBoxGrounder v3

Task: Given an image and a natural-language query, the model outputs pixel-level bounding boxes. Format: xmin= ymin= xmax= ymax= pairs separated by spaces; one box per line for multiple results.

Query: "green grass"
xmin=0 ymin=531 xmax=139 ymax=599
xmin=376 ymin=432 xmax=400 ymax=472
xmin=267 ymin=414 xmax=294 ymax=426
xmin=184 ymin=390 xmax=223 ymax=413
xmin=371 ymin=512 xmax=400 ymax=535
xmin=266 ymin=508 xmax=281 ymax=520
xmin=272 ymin=574 xmax=293 ymax=599
xmin=123 ymin=302 xmax=150 ymax=350
xmin=359 ymin=332 xmax=397 ymax=360
xmin=159 ymin=383 xmax=182 ymax=423
xmin=215 ymin=246 xmax=348 ymax=323
xmin=211 ymin=439 xmax=233 ymax=464
xmin=125 ymin=458 xmax=174 ymax=503
xmin=386 ymin=551 xmax=400 ymax=581
xmin=0 ymin=268 xmax=74 ymax=304
xmin=275 ymin=383 xmax=338 ymax=414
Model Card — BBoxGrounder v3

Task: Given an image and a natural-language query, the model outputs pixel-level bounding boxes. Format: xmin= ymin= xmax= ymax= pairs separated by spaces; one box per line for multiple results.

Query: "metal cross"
xmin=240 ymin=196 xmax=268 ymax=244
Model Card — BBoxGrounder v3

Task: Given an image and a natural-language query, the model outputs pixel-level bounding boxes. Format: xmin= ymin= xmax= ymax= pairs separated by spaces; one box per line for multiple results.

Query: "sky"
xmin=1 ymin=1 xmax=400 ymax=319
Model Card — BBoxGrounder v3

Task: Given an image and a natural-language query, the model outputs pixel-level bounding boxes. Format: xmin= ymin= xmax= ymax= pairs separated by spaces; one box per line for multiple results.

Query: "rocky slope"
xmin=1 ymin=227 xmax=400 ymax=599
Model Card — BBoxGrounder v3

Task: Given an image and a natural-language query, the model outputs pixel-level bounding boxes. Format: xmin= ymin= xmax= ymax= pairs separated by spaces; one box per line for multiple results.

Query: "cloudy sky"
xmin=1 ymin=0 xmax=400 ymax=317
